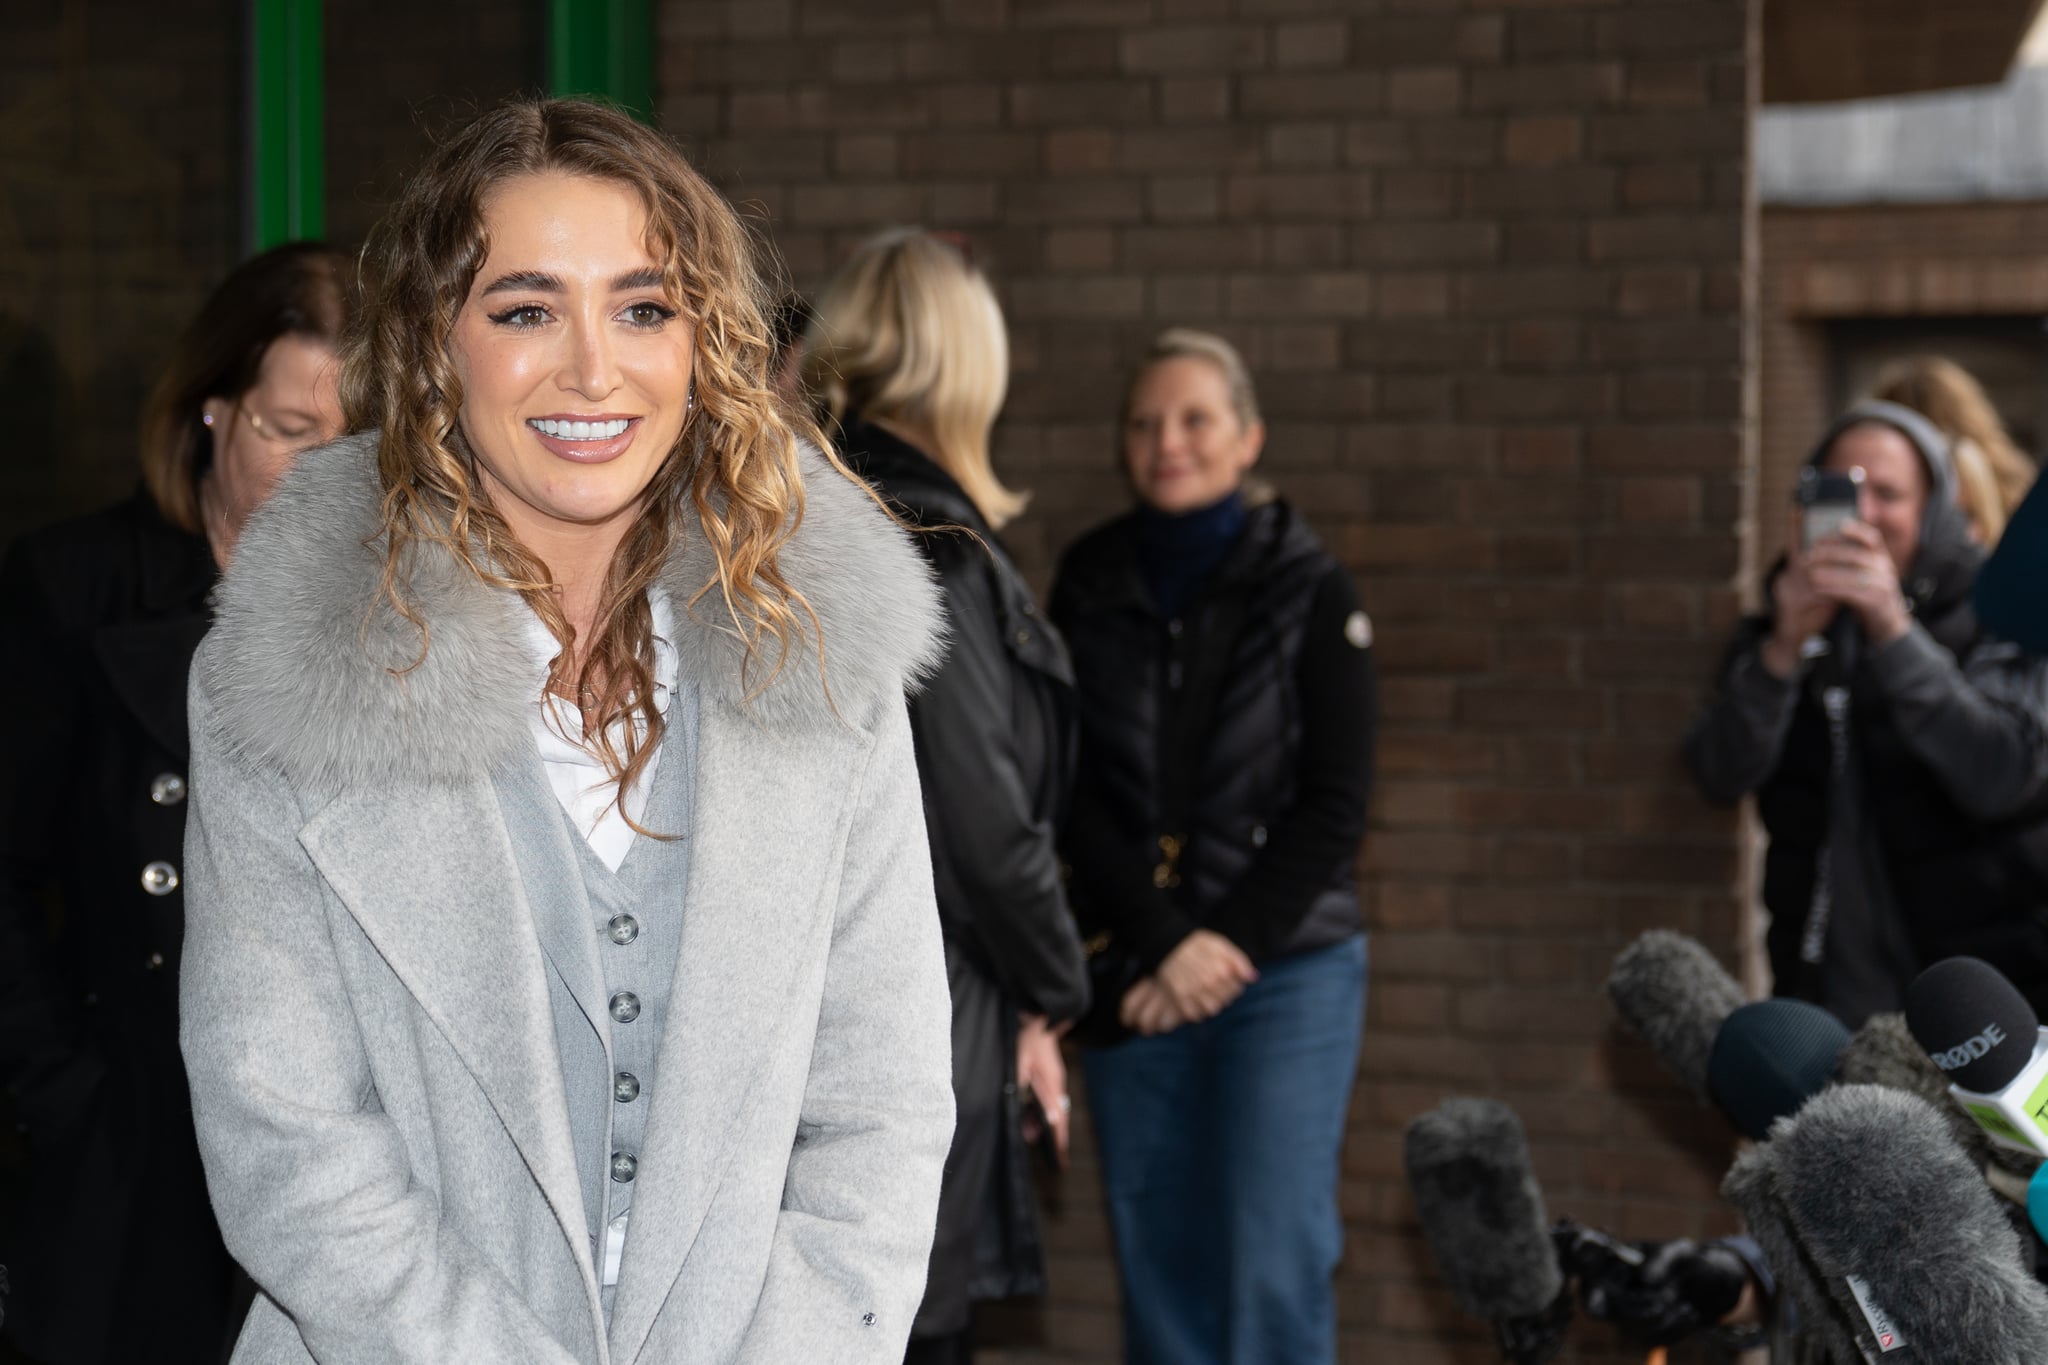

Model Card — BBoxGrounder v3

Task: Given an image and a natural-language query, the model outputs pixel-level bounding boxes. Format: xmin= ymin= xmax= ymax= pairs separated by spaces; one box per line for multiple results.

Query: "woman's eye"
xmin=622 ymin=302 xmax=676 ymax=328
xmin=487 ymin=304 xmax=551 ymax=329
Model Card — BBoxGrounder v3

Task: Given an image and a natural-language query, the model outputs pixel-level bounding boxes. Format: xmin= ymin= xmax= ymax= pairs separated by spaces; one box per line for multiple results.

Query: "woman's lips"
xmin=526 ymin=416 xmax=641 ymax=464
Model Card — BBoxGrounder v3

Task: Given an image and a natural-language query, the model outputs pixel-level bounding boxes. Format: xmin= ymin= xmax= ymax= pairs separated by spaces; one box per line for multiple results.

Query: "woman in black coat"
xmin=1052 ymin=329 xmax=1376 ymax=1365
xmin=0 ymin=243 xmax=347 ymax=1365
xmin=802 ymin=228 xmax=1089 ymax=1365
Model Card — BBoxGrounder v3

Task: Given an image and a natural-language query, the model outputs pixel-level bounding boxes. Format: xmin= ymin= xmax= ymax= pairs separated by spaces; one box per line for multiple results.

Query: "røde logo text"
xmin=1932 ymin=1023 xmax=2007 ymax=1073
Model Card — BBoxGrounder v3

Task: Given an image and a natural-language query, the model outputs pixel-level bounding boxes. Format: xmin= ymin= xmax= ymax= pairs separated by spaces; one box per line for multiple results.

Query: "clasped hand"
xmin=1762 ymin=514 xmax=1910 ymax=678
xmin=1118 ymin=929 xmax=1258 ymax=1037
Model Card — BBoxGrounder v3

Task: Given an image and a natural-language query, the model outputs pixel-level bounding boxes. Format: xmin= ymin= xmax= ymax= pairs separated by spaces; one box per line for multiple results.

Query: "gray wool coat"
xmin=178 ymin=432 xmax=955 ymax=1365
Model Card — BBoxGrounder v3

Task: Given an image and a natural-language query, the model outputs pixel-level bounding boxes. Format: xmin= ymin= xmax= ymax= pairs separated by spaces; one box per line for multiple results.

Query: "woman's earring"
xmin=202 ymin=413 xmax=214 ymax=427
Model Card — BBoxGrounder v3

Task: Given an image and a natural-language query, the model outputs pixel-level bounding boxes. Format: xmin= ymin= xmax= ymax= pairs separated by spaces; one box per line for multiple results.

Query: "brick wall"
xmin=1759 ymin=201 xmax=2048 ymax=578
xmin=658 ymin=2 xmax=1761 ymax=1360
xmin=0 ymin=1 xmax=539 ymax=552
xmin=0 ymin=0 xmax=241 ymax=548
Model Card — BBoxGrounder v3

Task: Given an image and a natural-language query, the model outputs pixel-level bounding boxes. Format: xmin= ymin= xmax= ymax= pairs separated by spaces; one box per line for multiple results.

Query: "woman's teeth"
xmin=529 ymin=418 xmax=631 ymax=440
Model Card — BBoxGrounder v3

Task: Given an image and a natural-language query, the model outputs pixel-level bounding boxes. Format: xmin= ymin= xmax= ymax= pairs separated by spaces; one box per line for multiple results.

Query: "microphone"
xmin=1607 ymin=930 xmax=1746 ymax=1103
xmin=1904 ymin=956 xmax=2048 ymax=1157
xmin=1404 ymin=1099 xmax=1569 ymax=1364
xmin=1837 ymin=1010 xmax=2002 ymax=1171
xmin=1724 ymin=1083 xmax=2048 ymax=1364
xmin=1704 ymin=997 xmax=1849 ymax=1140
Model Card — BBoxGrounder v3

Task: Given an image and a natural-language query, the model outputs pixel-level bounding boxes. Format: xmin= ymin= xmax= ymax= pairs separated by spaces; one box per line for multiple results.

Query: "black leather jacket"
xmin=839 ymin=420 xmax=1087 ymax=1330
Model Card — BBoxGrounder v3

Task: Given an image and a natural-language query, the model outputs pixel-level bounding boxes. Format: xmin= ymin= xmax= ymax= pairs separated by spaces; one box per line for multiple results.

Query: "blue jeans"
xmin=1083 ymin=935 xmax=1366 ymax=1365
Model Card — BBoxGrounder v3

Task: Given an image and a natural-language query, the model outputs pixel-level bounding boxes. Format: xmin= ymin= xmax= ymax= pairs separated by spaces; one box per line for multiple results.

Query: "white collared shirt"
xmin=521 ymin=590 xmax=678 ymax=874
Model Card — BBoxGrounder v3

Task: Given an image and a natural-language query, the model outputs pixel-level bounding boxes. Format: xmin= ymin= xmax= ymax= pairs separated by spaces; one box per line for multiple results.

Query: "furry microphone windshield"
xmin=1404 ymin=1098 xmax=1565 ymax=1331
xmin=1607 ymin=929 xmax=1745 ymax=1103
xmin=1727 ymin=1084 xmax=2048 ymax=1364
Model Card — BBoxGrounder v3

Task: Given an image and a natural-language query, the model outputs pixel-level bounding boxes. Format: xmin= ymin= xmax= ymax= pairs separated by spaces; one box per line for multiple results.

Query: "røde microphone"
xmin=1724 ymin=1083 xmax=2048 ymax=1363
xmin=1905 ymin=956 xmax=2048 ymax=1157
xmin=1404 ymin=1099 xmax=1568 ymax=1364
xmin=1607 ymin=929 xmax=1745 ymax=1103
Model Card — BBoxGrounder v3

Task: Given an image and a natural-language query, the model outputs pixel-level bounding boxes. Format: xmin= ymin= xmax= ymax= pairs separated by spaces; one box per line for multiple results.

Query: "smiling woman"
xmin=176 ymin=99 xmax=955 ymax=1365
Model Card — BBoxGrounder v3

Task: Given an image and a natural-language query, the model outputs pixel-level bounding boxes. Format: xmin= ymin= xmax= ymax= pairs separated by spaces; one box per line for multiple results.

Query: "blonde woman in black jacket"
xmin=804 ymin=228 xmax=1089 ymax=1365
xmin=1052 ymin=329 xmax=1375 ymax=1365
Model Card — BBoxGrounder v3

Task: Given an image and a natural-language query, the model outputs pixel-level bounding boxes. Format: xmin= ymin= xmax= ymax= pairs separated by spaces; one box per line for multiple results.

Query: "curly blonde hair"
xmin=342 ymin=98 xmax=827 ymax=801
xmin=1873 ymin=355 xmax=2038 ymax=546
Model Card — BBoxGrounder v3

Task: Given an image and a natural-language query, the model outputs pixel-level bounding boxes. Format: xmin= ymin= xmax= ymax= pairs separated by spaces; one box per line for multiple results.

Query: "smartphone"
xmin=1797 ymin=466 xmax=1862 ymax=548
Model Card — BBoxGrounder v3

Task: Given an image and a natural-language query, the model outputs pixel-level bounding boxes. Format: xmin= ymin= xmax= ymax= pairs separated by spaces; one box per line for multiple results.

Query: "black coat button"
xmin=609 ymin=991 xmax=641 ymax=1023
xmin=150 ymin=773 xmax=187 ymax=806
xmin=615 ymin=1072 xmax=640 ymax=1103
xmin=610 ymin=1151 xmax=638 ymax=1183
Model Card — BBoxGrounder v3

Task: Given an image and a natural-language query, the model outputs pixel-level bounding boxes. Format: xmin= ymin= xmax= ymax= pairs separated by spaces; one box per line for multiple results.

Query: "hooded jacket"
xmin=1686 ymin=401 xmax=2048 ymax=1024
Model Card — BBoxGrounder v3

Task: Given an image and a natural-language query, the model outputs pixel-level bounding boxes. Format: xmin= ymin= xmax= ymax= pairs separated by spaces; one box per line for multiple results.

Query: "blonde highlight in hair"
xmin=1872 ymin=354 xmax=2038 ymax=547
xmin=1130 ymin=327 xmax=1262 ymax=431
xmin=341 ymin=98 xmax=830 ymax=811
xmin=801 ymin=227 xmax=1025 ymax=528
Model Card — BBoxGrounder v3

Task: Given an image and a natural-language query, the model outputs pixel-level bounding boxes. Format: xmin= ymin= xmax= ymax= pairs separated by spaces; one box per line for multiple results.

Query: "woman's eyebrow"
xmin=611 ymin=266 xmax=664 ymax=291
xmin=479 ymin=269 xmax=562 ymax=297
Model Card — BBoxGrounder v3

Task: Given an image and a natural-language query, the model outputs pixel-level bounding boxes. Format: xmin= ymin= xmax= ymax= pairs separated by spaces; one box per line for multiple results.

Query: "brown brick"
xmin=1005 ymin=275 xmax=1146 ymax=320
xmin=1239 ymin=72 xmax=1387 ymax=117
xmin=1158 ymin=75 xmax=1233 ymax=121
xmin=1617 ymin=265 xmax=1702 ymax=315
xmin=1342 ymin=118 xmax=1411 ymax=167
xmin=1588 ymin=109 xmax=1744 ymax=161
xmin=1275 ymin=20 xmax=1349 ymax=70
xmin=1007 ymin=80 xmax=1153 ymax=126
xmin=1225 ymin=171 xmax=1375 ymax=219
xmin=1265 ymin=121 xmax=1341 ymax=168
xmin=1119 ymin=126 xmax=1264 ymax=173
xmin=932 ymin=82 xmax=1002 ymax=126
xmin=832 ymin=133 xmax=898 ymax=176
xmin=1043 ymin=228 xmax=1115 ymax=272
xmin=1119 ymin=24 xmax=1266 ymax=74
xmin=1387 ymin=67 xmax=1464 ymax=116
xmin=1467 ymin=62 xmax=1625 ymax=112
xmin=1042 ymin=130 xmax=1117 ymax=175
xmin=1501 ymin=319 xmax=1584 ymax=369
xmin=1345 ymin=321 xmax=1496 ymax=372
xmin=1588 ymin=216 xmax=1742 ymax=264
xmin=1502 ymin=114 xmax=1581 ymax=166
xmin=899 ymin=130 xmax=1038 ymax=176
xmin=1123 ymin=224 xmax=1264 ymax=271
xmin=1414 ymin=116 xmax=1500 ymax=168
xmin=1002 ymin=178 xmax=1145 ymax=223
xmin=1147 ymin=174 xmax=1221 ymax=221
xmin=1268 ymin=223 xmax=1345 ymax=268
xmin=1352 ymin=221 xmax=1500 ymax=266
xmin=1378 ymin=169 xmax=1458 ymax=219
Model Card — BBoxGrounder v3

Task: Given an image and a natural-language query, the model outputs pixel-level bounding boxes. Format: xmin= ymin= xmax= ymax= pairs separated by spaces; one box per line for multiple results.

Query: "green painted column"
xmin=249 ymin=0 xmax=325 ymax=248
xmin=549 ymin=0 xmax=655 ymax=120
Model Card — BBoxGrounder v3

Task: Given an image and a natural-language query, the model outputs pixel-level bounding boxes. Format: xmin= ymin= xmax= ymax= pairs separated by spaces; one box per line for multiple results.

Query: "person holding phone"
xmin=1686 ymin=400 xmax=2048 ymax=1025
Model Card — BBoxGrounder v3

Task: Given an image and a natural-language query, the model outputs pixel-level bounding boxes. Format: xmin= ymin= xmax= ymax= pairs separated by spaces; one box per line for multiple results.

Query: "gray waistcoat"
xmin=491 ymin=680 xmax=699 ymax=1315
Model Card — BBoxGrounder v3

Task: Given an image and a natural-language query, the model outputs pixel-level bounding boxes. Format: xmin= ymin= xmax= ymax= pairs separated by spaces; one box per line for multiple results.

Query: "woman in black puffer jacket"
xmin=1052 ymin=328 xmax=1376 ymax=1365
xmin=802 ymin=228 xmax=1089 ymax=1365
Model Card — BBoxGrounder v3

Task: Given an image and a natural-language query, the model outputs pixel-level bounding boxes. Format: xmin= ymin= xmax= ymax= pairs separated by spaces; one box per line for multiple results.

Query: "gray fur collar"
xmin=201 ymin=430 xmax=944 ymax=789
